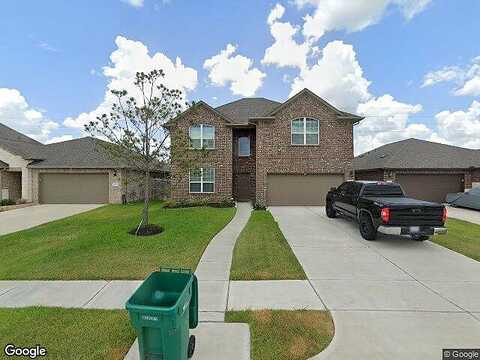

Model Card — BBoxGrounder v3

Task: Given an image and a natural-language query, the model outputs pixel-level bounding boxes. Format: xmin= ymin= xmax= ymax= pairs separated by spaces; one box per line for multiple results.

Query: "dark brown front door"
xmin=234 ymin=173 xmax=252 ymax=201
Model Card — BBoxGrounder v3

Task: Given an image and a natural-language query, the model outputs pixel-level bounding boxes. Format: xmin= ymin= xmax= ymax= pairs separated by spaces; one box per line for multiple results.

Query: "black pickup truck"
xmin=326 ymin=181 xmax=448 ymax=241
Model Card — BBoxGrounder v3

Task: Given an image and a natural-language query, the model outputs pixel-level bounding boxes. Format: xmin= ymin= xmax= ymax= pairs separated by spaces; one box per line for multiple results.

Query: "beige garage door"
xmin=396 ymin=174 xmax=464 ymax=203
xmin=267 ymin=174 xmax=344 ymax=206
xmin=39 ymin=173 xmax=109 ymax=204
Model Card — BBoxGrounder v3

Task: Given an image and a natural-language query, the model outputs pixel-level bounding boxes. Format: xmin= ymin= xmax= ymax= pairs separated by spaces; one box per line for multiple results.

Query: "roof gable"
xmin=0 ymin=123 xmax=46 ymax=159
xmin=268 ymin=88 xmax=363 ymax=121
xmin=165 ymin=101 xmax=232 ymax=128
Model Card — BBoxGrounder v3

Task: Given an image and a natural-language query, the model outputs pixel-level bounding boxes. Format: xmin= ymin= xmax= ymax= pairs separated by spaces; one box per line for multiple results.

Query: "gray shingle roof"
xmin=215 ymin=98 xmax=281 ymax=124
xmin=354 ymin=138 xmax=480 ymax=170
xmin=28 ymin=137 xmax=129 ymax=168
xmin=0 ymin=123 xmax=167 ymax=171
xmin=0 ymin=123 xmax=46 ymax=159
xmin=27 ymin=137 xmax=168 ymax=171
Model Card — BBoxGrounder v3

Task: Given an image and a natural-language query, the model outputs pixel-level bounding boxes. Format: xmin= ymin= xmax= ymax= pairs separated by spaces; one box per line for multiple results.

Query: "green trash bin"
xmin=126 ymin=268 xmax=199 ymax=360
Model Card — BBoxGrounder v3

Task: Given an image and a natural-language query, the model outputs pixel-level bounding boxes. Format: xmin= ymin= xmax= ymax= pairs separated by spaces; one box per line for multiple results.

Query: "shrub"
xmin=164 ymin=199 xmax=235 ymax=209
xmin=0 ymin=199 xmax=15 ymax=206
xmin=253 ymin=203 xmax=267 ymax=210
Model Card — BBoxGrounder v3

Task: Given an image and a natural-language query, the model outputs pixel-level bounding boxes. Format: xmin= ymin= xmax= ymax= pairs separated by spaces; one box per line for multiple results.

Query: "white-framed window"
xmin=291 ymin=118 xmax=319 ymax=145
xmin=189 ymin=168 xmax=215 ymax=193
xmin=238 ymin=136 xmax=250 ymax=157
xmin=189 ymin=124 xmax=215 ymax=149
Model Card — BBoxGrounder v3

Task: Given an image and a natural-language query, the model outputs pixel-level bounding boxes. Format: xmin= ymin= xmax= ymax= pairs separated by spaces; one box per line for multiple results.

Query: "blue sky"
xmin=1 ymin=0 xmax=479 ymax=154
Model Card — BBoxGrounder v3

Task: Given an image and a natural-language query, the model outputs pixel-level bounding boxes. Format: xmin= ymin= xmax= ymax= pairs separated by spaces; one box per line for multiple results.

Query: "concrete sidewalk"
xmin=195 ymin=202 xmax=251 ymax=322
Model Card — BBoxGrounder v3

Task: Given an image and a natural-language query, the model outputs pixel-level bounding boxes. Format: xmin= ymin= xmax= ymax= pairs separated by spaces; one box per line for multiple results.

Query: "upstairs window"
xmin=189 ymin=124 xmax=215 ymax=149
xmin=238 ymin=136 xmax=251 ymax=157
xmin=291 ymin=118 xmax=319 ymax=145
xmin=189 ymin=168 xmax=215 ymax=193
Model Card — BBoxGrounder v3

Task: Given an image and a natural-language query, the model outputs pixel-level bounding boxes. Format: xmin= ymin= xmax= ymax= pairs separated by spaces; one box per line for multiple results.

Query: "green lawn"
xmin=0 ymin=202 xmax=235 ymax=280
xmin=0 ymin=307 xmax=135 ymax=360
xmin=226 ymin=310 xmax=334 ymax=360
xmin=230 ymin=210 xmax=306 ymax=280
xmin=431 ymin=218 xmax=480 ymax=262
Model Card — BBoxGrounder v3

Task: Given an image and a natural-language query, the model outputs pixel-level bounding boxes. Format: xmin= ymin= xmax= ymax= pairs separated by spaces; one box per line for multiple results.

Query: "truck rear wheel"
xmin=326 ymin=201 xmax=337 ymax=218
xmin=359 ymin=213 xmax=377 ymax=241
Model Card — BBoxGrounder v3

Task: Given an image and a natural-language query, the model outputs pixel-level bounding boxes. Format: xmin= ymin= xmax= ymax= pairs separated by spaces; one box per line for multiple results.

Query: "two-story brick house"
xmin=167 ymin=88 xmax=364 ymax=206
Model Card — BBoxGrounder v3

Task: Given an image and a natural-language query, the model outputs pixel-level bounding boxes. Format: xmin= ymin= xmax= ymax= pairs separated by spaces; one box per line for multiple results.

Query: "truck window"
xmin=362 ymin=183 xmax=404 ymax=197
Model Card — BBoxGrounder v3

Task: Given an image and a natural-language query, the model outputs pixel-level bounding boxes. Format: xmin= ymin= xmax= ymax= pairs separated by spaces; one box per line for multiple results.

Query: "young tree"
xmin=85 ymin=69 xmax=187 ymax=232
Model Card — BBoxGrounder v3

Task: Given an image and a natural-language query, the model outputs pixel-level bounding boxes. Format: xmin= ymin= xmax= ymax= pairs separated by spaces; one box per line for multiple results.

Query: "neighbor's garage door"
xmin=39 ymin=173 xmax=109 ymax=204
xmin=267 ymin=174 xmax=344 ymax=206
xmin=396 ymin=174 xmax=464 ymax=203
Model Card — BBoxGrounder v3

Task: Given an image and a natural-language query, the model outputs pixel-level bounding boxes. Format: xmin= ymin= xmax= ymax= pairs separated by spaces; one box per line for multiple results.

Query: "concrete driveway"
xmin=0 ymin=204 xmax=104 ymax=236
xmin=447 ymin=205 xmax=480 ymax=225
xmin=270 ymin=206 xmax=480 ymax=360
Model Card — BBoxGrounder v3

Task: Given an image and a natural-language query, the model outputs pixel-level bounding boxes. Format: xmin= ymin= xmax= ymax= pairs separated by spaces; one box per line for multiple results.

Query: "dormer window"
xmin=291 ymin=118 xmax=319 ymax=145
xmin=189 ymin=124 xmax=215 ymax=149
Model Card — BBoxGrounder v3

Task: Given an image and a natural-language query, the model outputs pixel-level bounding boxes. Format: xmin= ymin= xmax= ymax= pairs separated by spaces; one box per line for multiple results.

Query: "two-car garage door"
xmin=396 ymin=174 xmax=464 ymax=203
xmin=267 ymin=174 xmax=344 ymax=206
xmin=39 ymin=173 xmax=109 ymax=204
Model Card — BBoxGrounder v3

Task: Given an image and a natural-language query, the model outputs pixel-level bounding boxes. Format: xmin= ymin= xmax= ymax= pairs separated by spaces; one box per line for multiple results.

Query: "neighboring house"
xmin=167 ymin=88 xmax=364 ymax=206
xmin=354 ymin=138 xmax=480 ymax=203
xmin=0 ymin=123 xmax=168 ymax=204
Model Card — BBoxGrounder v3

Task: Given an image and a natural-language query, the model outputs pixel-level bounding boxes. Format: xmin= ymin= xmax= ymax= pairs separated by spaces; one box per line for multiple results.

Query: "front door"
xmin=234 ymin=173 xmax=252 ymax=201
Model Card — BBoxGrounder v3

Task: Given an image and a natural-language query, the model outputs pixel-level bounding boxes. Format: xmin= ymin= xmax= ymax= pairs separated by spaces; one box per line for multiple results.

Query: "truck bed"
xmin=363 ymin=196 xmax=442 ymax=208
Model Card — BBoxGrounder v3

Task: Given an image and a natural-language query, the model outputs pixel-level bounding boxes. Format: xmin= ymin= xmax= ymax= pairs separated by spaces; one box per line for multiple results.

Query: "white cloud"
xmin=290 ymin=41 xmax=371 ymax=112
xmin=122 ymin=0 xmax=144 ymax=7
xmin=395 ymin=0 xmax=432 ymax=19
xmin=64 ymin=36 xmax=198 ymax=129
xmin=421 ymin=66 xmax=463 ymax=87
xmin=287 ymin=40 xmax=435 ymax=155
xmin=455 ymin=73 xmax=480 ymax=97
xmin=38 ymin=41 xmax=59 ymax=53
xmin=203 ymin=44 xmax=266 ymax=97
xmin=45 ymin=135 xmax=74 ymax=144
xmin=422 ymin=56 xmax=480 ymax=96
xmin=295 ymin=0 xmax=431 ymax=41
xmin=267 ymin=3 xmax=285 ymax=25
xmin=0 ymin=88 xmax=60 ymax=143
xmin=355 ymin=94 xmax=427 ymax=154
xmin=432 ymin=101 xmax=480 ymax=148
xmin=262 ymin=12 xmax=310 ymax=70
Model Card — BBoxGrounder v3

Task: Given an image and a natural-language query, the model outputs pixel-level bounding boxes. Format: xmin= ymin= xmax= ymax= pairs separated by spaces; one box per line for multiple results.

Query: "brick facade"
xmin=169 ymin=91 xmax=355 ymax=205
xmin=255 ymin=92 xmax=353 ymax=205
xmin=170 ymin=104 xmax=233 ymax=202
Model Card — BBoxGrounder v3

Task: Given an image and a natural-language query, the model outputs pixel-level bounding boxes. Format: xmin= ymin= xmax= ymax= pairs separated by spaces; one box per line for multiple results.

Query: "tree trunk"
xmin=143 ymin=170 xmax=150 ymax=226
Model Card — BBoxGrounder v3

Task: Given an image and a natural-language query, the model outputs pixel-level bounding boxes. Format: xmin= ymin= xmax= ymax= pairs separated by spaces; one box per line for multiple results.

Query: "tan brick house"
xmin=0 ymin=123 xmax=167 ymax=204
xmin=354 ymin=138 xmax=480 ymax=203
xmin=167 ymin=88 xmax=364 ymax=206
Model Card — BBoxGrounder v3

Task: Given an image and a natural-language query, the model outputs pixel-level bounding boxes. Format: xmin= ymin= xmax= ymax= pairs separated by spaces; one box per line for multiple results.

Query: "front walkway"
xmin=0 ymin=204 xmax=103 ymax=236
xmin=270 ymin=206 xmax=480 ymax=360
